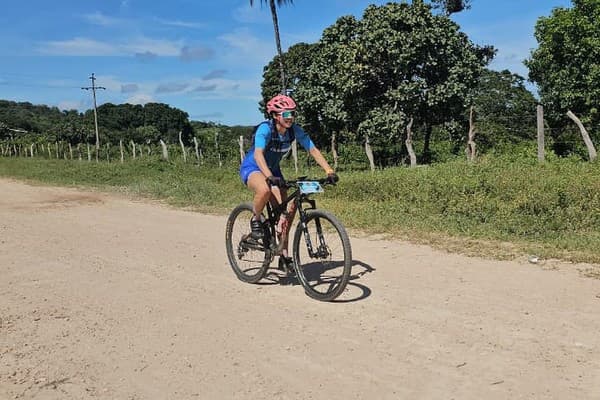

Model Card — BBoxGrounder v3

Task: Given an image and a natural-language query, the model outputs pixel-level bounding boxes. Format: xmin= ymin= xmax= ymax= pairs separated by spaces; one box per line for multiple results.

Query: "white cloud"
xmin=126 ymin=93 xmax=155 ymax=105
xmin=121 ymin=84 xmax=139 ymax=93
xmin=156 ymin=18 xmax=206 ymax=29
xmin=91 ymin=75 xmax=125 ymax=92
xmin=202 ymin=69 xmax=227 ymax=80
xmin=232 ymin=4 xmax=270 ymax=24
xmin=58 ymin=100 xmax=87 ymax=111
xmin=40 ymin=37 xmax=116 ymax=56
xmin=127 ymin=37 xmax=181 ymax=57
xmin=83 ymin=12 xmax=124 ymax=26
xmin=155 ymin=82 xmax=190 ymax=94
xmin=179 ymin=45 xmax=214 ymax=62
xmin=219 ymin=28 xmax=274 ymax=65
xmin=38 ymin=36 xmax=182 ymax=57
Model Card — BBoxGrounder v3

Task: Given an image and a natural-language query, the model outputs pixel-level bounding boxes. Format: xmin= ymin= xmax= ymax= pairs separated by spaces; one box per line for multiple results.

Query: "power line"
xmin=81 ymin=73 xmax=106 ymax=161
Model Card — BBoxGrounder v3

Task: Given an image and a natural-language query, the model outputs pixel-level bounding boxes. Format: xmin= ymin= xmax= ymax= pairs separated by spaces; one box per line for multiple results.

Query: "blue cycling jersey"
xmin=240 ymin=120 xmax=315 ymax=184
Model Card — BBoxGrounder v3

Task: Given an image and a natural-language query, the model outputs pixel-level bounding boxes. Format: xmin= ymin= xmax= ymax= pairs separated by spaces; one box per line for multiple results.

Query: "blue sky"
xmin=0 ymin=0 xmax=572 ymax=126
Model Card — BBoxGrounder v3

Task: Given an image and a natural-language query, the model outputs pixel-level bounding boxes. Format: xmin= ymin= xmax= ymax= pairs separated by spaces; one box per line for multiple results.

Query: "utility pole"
xmin=82 ymin=73 xmax=105 ymax=161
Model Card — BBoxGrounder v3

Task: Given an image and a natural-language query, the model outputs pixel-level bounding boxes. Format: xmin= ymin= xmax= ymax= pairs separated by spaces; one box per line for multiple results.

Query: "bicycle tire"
xmin=292 ymin=209 xmax=352 ymax=301
xmin=225 ymin=203 xmax=270 ymax=283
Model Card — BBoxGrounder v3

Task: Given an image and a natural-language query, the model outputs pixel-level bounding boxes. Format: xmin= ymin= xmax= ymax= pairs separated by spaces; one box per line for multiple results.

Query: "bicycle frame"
xmin=264 ymin=181 xmax=323 ymax=259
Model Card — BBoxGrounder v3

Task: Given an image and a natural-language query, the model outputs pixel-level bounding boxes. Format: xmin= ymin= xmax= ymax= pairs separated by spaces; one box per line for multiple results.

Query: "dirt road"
xmin=1 ymin=178 xmax=599 ymax=399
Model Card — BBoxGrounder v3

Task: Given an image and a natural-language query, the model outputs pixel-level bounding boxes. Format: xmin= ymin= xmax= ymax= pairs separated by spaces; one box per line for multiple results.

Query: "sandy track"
xmin=1 ymin=178 xmax=599 ymax=399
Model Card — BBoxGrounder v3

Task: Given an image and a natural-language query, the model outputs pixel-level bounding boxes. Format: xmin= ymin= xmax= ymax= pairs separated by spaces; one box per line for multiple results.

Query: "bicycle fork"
xmin=299 ymin=215 xmax=330 ymax=259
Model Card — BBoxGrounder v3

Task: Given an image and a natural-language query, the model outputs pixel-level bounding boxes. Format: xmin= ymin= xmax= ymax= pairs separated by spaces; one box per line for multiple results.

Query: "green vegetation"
xmin=3 ymin=149 xmax=600 ymax=264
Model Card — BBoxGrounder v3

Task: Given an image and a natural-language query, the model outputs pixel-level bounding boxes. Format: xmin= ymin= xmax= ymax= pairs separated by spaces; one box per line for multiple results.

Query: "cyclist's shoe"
xmin=249 ymin=217 xmax=265 ymax=241
xmin=278 ymin=256 xmax=296 ymax=276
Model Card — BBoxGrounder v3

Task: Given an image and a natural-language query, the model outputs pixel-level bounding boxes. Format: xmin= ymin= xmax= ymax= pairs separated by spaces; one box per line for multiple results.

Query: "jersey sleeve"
xmin=293 ymin=125 xmax=315 ymax=151
xmin=254 ymin=123 xmax=271 ymax=149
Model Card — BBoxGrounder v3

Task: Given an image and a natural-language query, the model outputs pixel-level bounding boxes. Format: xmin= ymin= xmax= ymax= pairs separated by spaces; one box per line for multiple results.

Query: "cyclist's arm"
xmin=309 ymin=147 xmax=334 ymax=175
xmin=294 ymin=125 xmax=334 ymax=174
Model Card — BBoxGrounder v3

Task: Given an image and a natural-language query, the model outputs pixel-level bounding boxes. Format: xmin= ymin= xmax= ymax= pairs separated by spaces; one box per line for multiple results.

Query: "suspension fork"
xmin=297 ymin=196 xmax=326 ymax=258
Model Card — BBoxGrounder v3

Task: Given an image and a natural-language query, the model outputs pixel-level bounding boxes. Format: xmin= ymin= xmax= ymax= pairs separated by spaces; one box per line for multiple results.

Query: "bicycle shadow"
xmin=336 ymin=259 xmax=375 ymax=303
xmin=261 ymin=259 xmax=375 ymax=302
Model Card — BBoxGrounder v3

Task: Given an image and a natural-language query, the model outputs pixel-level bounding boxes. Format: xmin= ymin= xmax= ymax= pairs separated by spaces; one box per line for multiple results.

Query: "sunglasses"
xmin=279 ymin=110 xmax=297 ymax=118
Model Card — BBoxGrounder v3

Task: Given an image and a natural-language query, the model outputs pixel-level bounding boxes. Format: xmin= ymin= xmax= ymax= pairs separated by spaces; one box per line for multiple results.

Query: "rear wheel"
xmin=225 ymin=203 xmax=270 ymax=283
xmin=292 ymin=210 xmax=352 ymax=301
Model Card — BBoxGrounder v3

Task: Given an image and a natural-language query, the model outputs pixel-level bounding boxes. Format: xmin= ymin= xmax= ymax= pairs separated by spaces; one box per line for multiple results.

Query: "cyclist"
xmin=239 ymin=94 xmax=338 ymax=259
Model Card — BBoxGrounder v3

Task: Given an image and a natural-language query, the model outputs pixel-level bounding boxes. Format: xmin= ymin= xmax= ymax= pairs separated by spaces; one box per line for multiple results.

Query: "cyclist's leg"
xmin=246 ymin=170 xmax=270 ymax=218
xmin=268 ymin=170 xmax=290 ymax=258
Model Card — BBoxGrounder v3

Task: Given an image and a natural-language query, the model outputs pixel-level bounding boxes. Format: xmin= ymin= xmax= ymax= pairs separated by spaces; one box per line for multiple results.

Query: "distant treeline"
xmin=0 ymin=99 xmax=254 ymax=162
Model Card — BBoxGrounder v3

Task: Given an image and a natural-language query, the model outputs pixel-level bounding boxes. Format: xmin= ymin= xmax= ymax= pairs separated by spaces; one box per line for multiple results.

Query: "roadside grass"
xmin=2 ymin=153 xmax=600 ymax=265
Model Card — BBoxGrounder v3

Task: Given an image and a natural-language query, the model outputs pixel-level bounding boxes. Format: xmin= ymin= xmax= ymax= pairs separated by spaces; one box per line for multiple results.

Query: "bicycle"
xmin=225 ymin=177 xmax=352 ymax=301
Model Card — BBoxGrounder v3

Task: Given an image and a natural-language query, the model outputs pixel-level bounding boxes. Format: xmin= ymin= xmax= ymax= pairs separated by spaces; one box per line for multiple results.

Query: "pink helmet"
xmin=266 ymin=94 xmax=297 ymax=114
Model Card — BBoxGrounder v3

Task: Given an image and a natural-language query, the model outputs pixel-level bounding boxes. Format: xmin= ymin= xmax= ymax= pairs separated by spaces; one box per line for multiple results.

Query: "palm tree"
xmin=249 ymin=0 xmax=293 ymax=93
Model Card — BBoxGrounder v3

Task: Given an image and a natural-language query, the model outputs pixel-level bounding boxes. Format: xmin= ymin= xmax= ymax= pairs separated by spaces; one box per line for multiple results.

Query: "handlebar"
xmin=284 ymin=176 xmax=336 ymax=188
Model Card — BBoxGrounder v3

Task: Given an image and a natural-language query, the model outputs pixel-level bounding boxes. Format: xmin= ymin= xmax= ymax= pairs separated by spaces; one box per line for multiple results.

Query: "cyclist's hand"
xmin=266 ymin=175 xmax=285 ymax=188
xmin=326 ymin=172 xmax=339 ymax=185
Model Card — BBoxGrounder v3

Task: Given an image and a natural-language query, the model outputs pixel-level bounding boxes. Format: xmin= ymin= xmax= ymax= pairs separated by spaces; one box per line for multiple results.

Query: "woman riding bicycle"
xmin=239 ymin=94 xmax=338 ymax=257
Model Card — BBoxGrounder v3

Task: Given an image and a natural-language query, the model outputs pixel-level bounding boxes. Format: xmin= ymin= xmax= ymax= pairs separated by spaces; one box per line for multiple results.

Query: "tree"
xmin=260 ymin=42 xmax=317 ymax=106
xmin=525 ymin=0 xmax=600 ymax=140
xmin=290 ymin=2 xmax=493 ymax=165
xmin=469 ymin=69 xmax=538 ymax=150
xmin=428 ymin=0 xmax=471 ymax=15
xmin=250 ymin=0 xmax=294 ymax=93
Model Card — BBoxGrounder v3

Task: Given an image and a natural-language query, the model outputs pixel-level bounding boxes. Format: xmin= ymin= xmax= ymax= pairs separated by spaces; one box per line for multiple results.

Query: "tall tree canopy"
xmin=526 ymin=0 xmax=600 ymax=135
xmin=470 ymin=69 xmax=537 ymax=150
xmin=262 ymin=1 xmax=493 ymax=164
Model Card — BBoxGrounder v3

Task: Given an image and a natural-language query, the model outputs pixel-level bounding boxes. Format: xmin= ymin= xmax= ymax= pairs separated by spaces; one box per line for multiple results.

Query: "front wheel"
xmin=292 ymin=210 xmax=352 ymax=301
xmin=225 ymin=203 xmax=270 ymax=283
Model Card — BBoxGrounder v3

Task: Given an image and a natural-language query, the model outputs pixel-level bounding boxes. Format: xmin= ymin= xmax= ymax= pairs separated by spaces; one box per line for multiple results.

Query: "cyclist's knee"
xmin=254 ymin=183 xmax=271 ymax=200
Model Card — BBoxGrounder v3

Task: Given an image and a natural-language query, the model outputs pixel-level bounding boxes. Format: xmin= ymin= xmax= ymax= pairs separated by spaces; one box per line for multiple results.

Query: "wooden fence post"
xmin=160 ymin=139 xmax=169 ymax=161
xmin=87 ymin=144 xmax=91 ymax=161
xmin=178 ymin=131 xmax=187 ymax=163
xmin=214 ymin=131 xmax=222 ymax=168
xmin=567 ymin=110 xmax=597 ymax=162
xmin=292 ymin=140 xmax=298 ymax=173
xmin=193 ymin=137 xmax=203 ymax=165
xmin=405 ymin=118 xmax=417 ymax=167
xmin=331 ymin=133 xmax=338 ymax=171
xmin=239 ymin=136 xmax=244 ymax=163
xmin=466 ymin=106 xmax=477 ymax=162
xmin=537 ymin=105 xmax=545 ymax=162
xmin=365 ymin=134 xmax=375 ymax=172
